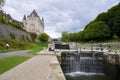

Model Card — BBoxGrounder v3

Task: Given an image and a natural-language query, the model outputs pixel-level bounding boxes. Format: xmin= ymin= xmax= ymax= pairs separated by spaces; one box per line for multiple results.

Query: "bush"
xmin=38 ymin=33 xmax=49 ymax=42
xmin=29 ymin=33 xmax=37 ymax=42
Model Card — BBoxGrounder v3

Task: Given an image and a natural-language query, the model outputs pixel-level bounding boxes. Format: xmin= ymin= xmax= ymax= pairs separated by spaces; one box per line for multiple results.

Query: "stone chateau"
xmin=1 ymin=10 xmax=44 ymax=35
xmin=22 ymin=10 xmax=44 ymax=35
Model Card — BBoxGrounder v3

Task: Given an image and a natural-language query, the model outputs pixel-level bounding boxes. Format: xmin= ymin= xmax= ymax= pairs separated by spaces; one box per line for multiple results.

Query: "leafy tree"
xmin=77 ymin=31 xmax=84 ymax=41
xmin=69 ymin=33 xmax=74 ymax=41
xmin=38 ymin=33 xmax=49 ymax=42
xmin=113 ymin=34 xmax=119 ymax=40
xmin=67 ymin=31 xmax=84 ymax=42
xmin=70 ymin=32 xmax=80 ymax=42
xmin=69 ymin=32 xmax=77 ymax=42
xmin=62 ymin=32 xmax=69 ymax=42
xmin=112 ymin=10 xmax=120 ymax=36
xmin=85 ymin=3 xmax=120 ymax=38
xmin=0 ymin=0 xmax=5 ymax=10
xmin=95 ymin=12 xmax=108 ymax=23
xmin=84 ymin=21 xmax=110 ymax=41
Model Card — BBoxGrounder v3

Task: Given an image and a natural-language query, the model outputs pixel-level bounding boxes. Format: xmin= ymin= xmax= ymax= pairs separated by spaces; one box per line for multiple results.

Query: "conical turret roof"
xmin=23 ymin=15 xmax=26 ymax=20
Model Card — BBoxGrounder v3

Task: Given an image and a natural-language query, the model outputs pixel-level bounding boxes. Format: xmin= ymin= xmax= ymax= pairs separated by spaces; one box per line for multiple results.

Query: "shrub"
xmin=38 ymin=33 xmax=49 ymax=42
xmin=29 ymin=33 xmax=37 ymax=42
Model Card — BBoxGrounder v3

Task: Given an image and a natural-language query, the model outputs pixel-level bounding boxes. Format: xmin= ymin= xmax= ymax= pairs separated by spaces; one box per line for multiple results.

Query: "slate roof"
xmin=30 ymin=10 xmax=39 ymax=17
xmin=4 ymin=14 xmax=13 ymax=21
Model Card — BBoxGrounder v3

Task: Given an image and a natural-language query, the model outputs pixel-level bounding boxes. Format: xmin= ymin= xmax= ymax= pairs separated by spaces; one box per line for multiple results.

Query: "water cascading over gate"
xmin=61 ymin=51 xmax=108 ymax=80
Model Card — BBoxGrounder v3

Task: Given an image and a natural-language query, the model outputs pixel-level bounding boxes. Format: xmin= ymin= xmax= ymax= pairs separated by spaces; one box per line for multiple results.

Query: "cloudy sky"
xmin=3 ymin=0 xmax=120 ymax=38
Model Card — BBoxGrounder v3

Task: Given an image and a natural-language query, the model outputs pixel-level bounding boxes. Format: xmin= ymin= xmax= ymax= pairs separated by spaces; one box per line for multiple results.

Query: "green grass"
xmin=0 ymin=38 xmax=48 ymax=55
xmin=28 ymin=42 xmax=48 ymax=55
xmin=0 ymin=38 xmax=34 ymax=53
xmin=0 ymin=56 xmax=30 ymax=74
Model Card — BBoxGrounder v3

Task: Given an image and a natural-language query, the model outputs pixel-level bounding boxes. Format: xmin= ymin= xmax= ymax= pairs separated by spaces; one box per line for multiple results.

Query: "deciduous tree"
xmin=0 ymin=0 xmax=5 ymax=10
xmin=38 ymin=33 xmax=49 ymax=42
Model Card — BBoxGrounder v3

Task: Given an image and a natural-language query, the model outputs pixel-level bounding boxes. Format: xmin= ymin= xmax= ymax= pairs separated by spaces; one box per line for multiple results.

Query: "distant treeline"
xmin=62 ymin=3 xmax=120 ymax=42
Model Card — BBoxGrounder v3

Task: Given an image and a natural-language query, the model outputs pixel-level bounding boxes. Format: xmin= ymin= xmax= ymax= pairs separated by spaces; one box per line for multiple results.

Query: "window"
xmin=30 ymin=24 xmax=35 ymax=32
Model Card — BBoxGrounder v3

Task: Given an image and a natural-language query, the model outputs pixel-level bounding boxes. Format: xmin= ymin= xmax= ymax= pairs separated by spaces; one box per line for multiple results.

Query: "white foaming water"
xmin=65 ymin=71 xmax=104 ymax=77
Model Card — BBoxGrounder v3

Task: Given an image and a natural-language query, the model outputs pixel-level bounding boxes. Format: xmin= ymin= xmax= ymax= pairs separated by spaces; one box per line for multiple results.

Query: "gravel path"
xmin=0 ymin=50 xmax=34 ymax=58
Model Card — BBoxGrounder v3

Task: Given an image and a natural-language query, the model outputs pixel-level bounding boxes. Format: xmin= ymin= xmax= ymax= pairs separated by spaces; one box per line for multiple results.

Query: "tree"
xmin=69 ymin=32 xmax=79 ymax=42
xmin=113 ymin=34 xmax=119 ymax=41
xmin=84 ymin=3 xmax=120 ymax=38
xmin=84 ymin=21 xmax=110 ymax=41
xmin=112 ymin=10 xmax=120 ymax=36
xmin=77 ymin=31 xmax=84 ymax=41
xmin=38 ymin=33 xmax=49 ymax=42
xmin=0 ymin=0 xmax=5 ymax=10
xmin=61 ymin=32 xmax=69 ymax=42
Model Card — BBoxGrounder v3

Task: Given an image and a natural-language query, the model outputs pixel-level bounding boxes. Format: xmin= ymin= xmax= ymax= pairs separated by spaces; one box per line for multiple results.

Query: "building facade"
xmin=22 ymin=10 xmax=44 ymax=35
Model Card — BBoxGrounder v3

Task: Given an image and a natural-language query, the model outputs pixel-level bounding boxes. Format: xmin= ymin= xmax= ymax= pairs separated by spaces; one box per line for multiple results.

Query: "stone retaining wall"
xmin=0 ymin=24 xmax=32 ymax=41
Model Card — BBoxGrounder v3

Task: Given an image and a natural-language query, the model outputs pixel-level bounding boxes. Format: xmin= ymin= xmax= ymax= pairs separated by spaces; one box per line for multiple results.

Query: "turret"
xmin=41 ymin=17 xmax=44 ymax=30
xmin=42 ymin=17 xmax=44 ymax=24
xmin=23 ymin=15 xmax=26 ymax=20
xmin=22 ymin=15 xmax=27 ymax=29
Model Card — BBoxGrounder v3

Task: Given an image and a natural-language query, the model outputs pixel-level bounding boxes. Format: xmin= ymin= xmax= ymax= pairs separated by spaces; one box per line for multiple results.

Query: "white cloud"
xmin=3 ymin=0 xmax=120 ymax=38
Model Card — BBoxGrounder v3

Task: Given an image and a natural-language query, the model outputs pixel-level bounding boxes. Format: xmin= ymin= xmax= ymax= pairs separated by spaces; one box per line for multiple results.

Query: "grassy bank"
xmin=29 ymin=42 xmax=48 ymax=55
xmin=0 ymin=38 xmax=48 ymax=54
xmin=0 ymin=56 xmax=30 ymax=74
xmin=0 ymin=38 xmax=34 ymax=53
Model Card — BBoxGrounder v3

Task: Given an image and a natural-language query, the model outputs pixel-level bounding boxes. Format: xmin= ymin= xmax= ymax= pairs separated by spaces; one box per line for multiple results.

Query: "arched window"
xmin=30 ymin=24 xmax=35 ymax=32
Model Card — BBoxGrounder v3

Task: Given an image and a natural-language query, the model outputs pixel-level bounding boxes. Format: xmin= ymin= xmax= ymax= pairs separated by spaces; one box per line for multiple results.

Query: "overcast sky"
xmin=3 ymin=0 xmax=120 ymax=38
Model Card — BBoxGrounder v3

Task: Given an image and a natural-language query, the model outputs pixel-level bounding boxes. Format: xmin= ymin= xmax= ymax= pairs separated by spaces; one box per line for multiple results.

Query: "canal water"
xmin=61 ymin=51 xmax=109 ymax=80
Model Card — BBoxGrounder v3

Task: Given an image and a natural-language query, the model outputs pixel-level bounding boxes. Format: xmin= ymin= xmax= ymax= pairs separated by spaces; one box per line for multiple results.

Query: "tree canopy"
xmin=85 ymin=3 xmax=120 ymax=37
xmin=61 ymin=32 xmax=69 ymax=42
xmin=0 ymin=0 xmax=5 ymax=10
xmin=84 ymin=21 xmax=110 ymax=41
xmin=38 ymin=33 xmax=49 ymax=42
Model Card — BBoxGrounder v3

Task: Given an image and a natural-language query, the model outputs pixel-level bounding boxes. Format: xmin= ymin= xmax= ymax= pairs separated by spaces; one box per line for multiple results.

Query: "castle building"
xmin=22 ymin=10 xmax=44 ymax=35
xmin=1 ymin=11 xmax=23 ymax=26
